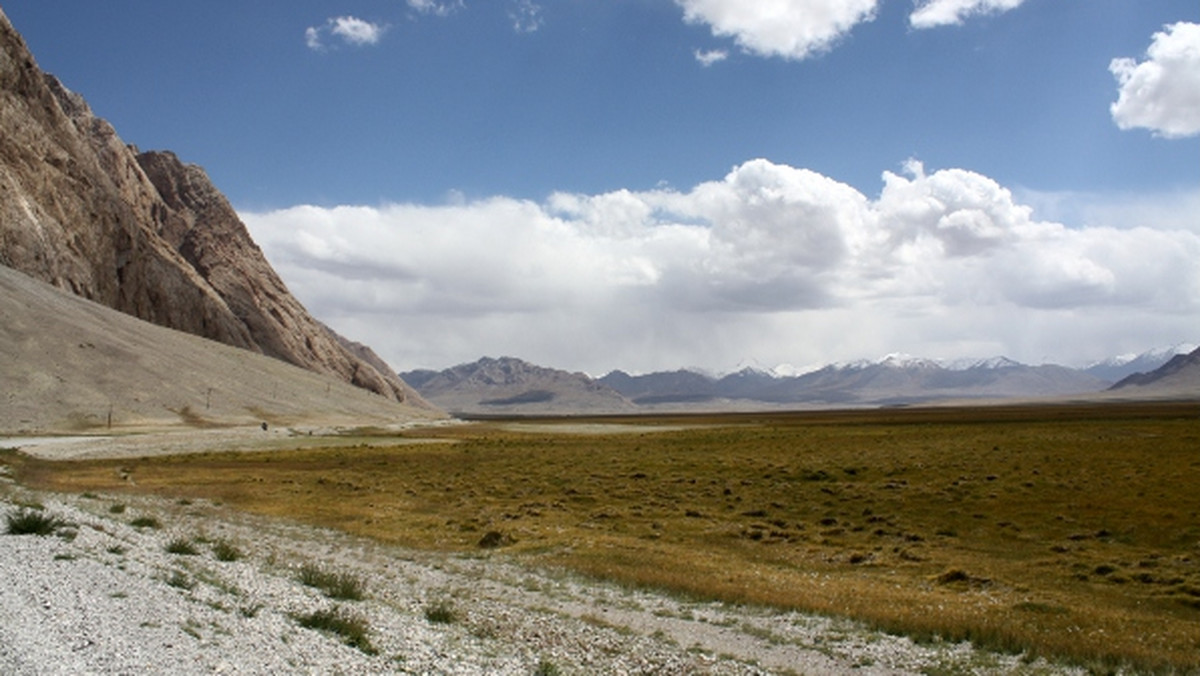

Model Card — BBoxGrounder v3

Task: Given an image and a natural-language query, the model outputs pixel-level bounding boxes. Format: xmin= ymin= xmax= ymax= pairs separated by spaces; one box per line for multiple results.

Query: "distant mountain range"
xmin=403 ymin=345 xmax=1198 ymax=415
xmin=401 ymin=357 xmax=637 ymax=416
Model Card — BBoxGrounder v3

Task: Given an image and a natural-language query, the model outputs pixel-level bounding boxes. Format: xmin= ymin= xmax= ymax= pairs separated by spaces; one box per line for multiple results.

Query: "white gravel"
xmin=0 ymin=479 xmax=1083 ymax=675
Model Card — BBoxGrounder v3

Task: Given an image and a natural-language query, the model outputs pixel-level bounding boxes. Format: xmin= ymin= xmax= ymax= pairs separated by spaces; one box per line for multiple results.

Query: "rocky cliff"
xmin=0 ymin=8 xmax=430 ymax=409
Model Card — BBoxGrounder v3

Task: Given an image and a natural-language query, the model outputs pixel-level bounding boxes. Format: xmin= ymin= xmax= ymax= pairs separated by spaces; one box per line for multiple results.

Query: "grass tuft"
xmin=424 ymin=600 xmax=457 ymax=624
xmin=130 ymin=515 xmax=161 ymax=529
xmin=5 ymin=508 xmax=66 ymax=536
xmin=166 ymin=570 xmax=194 ymax=590
xmin=298 ymin=563 xmax=365 ymax=601
xmin=211 ymin=539 xmax=243 ymax=562
xmin=294 ymin=606 xmax=376 ymax=654
xmin=165 ymin=537 xmax=200 ymax=555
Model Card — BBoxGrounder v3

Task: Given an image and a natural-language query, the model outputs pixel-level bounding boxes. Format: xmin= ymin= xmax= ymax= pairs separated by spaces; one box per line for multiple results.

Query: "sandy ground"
xmin=0 ymin=420 xmax=463 ymax=462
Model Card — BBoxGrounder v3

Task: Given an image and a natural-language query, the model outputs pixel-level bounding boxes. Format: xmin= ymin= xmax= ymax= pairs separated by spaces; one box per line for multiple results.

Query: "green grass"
xmin=294 ymin=606 xmax=376 ymax=654
xmin=8 ymin=401 xmax=1200 ymax=671
xmin=5 ymin=508 xmax=66 ymax=535
xmin=297 ymin=563 xmax=366 ymax=601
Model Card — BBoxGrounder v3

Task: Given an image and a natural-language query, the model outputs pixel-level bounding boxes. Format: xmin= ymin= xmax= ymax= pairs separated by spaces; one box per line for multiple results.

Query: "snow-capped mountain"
xmin=1084 ymin=344 xmax=1198 ymax=383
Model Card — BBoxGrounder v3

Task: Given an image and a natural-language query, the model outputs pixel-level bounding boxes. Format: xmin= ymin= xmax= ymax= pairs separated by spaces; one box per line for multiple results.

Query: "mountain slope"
xmin=0 ymin=8 xmax=427 ymax=407
xmin=1 ymin=264 xmax=441 ymax=433
xmin=402 ymin=357 xmax=637 ymax=415
xmin=598 ymin=369 xmax=719 ymax=405
xmin=1084 ymin=344 xmax=1198 ymax=383
xmin=1109 ymin=345 xmax=1200 ymax=396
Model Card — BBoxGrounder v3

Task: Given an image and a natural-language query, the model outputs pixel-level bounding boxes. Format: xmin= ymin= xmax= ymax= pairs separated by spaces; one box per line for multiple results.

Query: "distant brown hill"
xmin=0 ymin=8 xmax=427 ymax=407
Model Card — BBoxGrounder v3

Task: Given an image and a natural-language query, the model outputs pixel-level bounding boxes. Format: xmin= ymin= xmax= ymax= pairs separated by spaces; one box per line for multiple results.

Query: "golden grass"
xmin=8 ymin=401 xmax=1200 ymax=671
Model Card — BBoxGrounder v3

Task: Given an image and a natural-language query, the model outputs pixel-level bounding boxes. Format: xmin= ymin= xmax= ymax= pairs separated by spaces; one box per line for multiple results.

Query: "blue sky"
xmin=6 ymin=1 xmax=1200 ymax=375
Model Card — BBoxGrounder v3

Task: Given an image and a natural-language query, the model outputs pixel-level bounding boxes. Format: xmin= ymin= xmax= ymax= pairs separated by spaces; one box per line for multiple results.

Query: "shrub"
xmin=534 ymin=659 xmax=562 ymax=676
xmin=130 ymin=516 xmax=161 ymax=529
xmin=165 ymin=537 xmax=199 ymax=555
xmin=295 ymin=607 xmax=376 ymax=654
xmin=108 ymin=504 xmax=127 ymax=514
xmin=298 ymin=563 xmax=365 ymax=601
xmin=5 ymin=508 xmax=66 ymax=536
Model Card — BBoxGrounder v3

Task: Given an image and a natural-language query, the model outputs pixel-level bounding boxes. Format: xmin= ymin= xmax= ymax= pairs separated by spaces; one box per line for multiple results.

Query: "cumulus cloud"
xmin=674 ymin=0 xmax=881 ymax=60
xmin=242 ymin=160 xmax=1200 ymax=373
xmin=306 ymin=16 xmax=387 ymax=50
xmin=909 ymin=0 xmax=1026 ymax=29
xmin=1110 ymin=22 xmax=1200 ymax=138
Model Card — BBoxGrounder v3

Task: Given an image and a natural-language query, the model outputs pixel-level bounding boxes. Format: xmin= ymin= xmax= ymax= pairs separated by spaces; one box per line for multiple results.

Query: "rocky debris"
xmin=0 ymin=8 xmax=429 ymax=408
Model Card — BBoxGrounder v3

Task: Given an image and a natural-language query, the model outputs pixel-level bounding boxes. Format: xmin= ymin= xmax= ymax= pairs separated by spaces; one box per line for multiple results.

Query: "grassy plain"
xmin=8 ymin=401 xmax=1200 ymax=671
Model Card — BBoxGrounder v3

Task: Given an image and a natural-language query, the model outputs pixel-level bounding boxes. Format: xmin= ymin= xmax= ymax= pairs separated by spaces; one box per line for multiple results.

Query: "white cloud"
xmin=331 ymin=17 xmax=386 ymax=45
xmin=305 ymin=16 xmax=387 ymax=51
xmin=1110 ymin=22 xmax=1200 ymax=139
xmin=694 ymin=48 xmax=729 ymax=67
xmin=304 ymin=27 xmax=323 ymax=51
xmin=672 ymin=0 xmax=1035 ymax=61
xmin=673 ymin=0 xmax=881 ymax=61
xmin=407 ymin=0 xmax=463 ymax=18
xmin=242 ymin=160 xmax=1200 ymax=374
xmin=509 ymin=0 xmax=544 ymax=34
xmin=909 ymin=0 xmax=1027 ymax=29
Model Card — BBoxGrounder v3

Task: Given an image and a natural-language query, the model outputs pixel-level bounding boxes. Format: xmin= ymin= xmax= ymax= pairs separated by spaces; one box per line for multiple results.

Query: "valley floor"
xmin=0 ymin=468 xmax=1080 ymax=675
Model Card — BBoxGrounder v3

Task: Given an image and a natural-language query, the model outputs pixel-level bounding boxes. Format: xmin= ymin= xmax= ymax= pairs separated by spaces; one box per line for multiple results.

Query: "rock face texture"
xmin=0 ymin=9 xmax=429 ymax=409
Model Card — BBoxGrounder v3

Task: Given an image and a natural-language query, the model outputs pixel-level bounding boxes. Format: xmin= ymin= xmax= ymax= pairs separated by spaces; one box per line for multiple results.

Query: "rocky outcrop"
xmin=0 ymin=8 xmax=431 ymax=409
